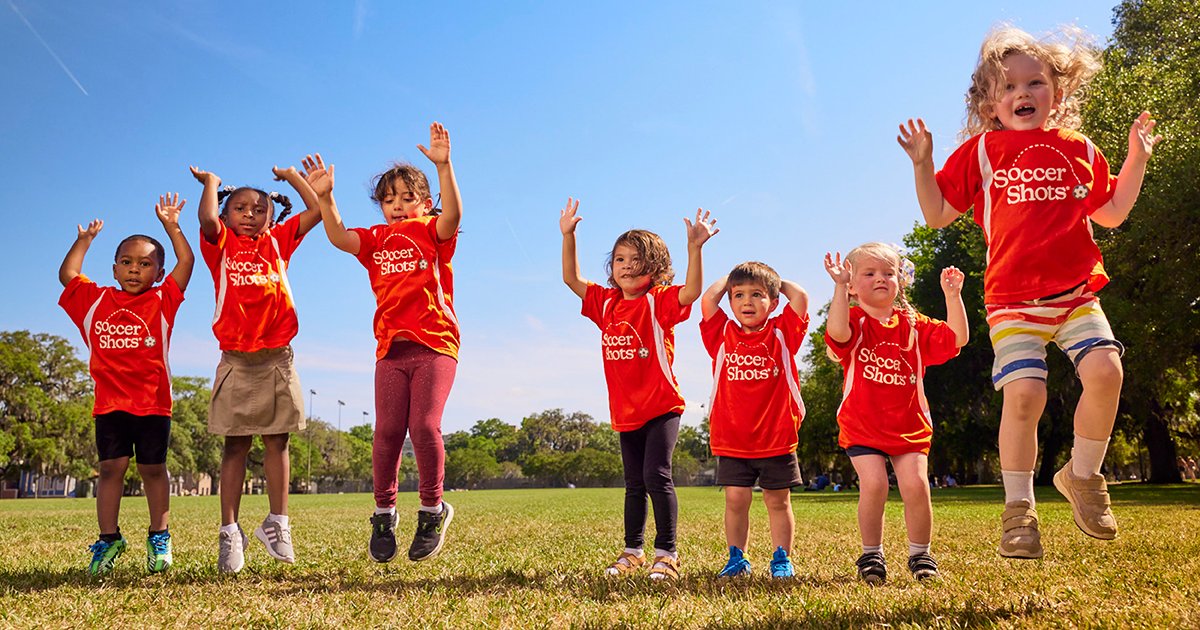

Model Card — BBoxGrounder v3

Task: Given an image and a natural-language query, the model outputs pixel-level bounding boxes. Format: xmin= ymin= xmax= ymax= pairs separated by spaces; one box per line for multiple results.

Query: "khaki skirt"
xmin=208 ymin=346 xmax=306 ymax=436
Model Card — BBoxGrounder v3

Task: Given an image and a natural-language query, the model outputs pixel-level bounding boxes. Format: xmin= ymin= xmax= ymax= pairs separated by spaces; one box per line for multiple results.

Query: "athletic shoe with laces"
xmin=1053 ymin=459 xmax=1118 ymax=540
xmin=369 ymin=511 xmax=399 ymax=563
xmin=769 ymin=546 xmax=794 ymax=579
xmin=255 ymin=518 xmax=295 ymax=564
xmin=408 ymin=502 xmax=454 ymax=562
xmin=218 ymin=526 xmax=250 ymax=574
xmin=717 ymin=546 xmax=752 ymax=577
xmin=855 ymin=551 xmax=886 ymax=585
xmin=907 ymin=551 xmax=939 ymax=581
xmin=87 ymin=536 xmax=127 ymax=576
xmin=146 ymin=531 xmax=172 ymax=573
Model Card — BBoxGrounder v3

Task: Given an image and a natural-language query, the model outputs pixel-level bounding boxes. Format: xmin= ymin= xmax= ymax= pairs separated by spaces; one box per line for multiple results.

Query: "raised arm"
xmin=1091 ymin=111 xmax=1163 ymax=228
xmin=273 ymin=165 xmax=324 ymax=236
xmin=823 ymin=252 xmax=852 ymax=343
xmin=700 ymin=275 xmax=729 ymax=320
xmin=898 ymin=118 xmax=960 ymax=228
xmin=780 ymin=279 xmax=809 ymax=318
xmin=678 ymin=208 xmax=719 ymax=305
xmin=302 ymin=153 xmax=361 ymax=255
xmin=190 ymin=166 xmax=223 ymax=244
xmin=59 ymin=219 xmax=103 ymax=287
xmin=418 ymin=122 xmax=462 ymax=242
xmin=156 ymin=193 xmax=195 ymax=291
xmin=559 ymin=197 xmax=587 ymax=299
xmin=939 ymin=266 xmax=970 ymax=347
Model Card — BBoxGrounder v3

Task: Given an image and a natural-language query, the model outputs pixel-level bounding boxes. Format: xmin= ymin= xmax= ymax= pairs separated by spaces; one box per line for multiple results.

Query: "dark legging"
xmin=373 ymin=340 xmax=457 ymax=509
xmin=619 ymin=412 xmax=680 ymax=553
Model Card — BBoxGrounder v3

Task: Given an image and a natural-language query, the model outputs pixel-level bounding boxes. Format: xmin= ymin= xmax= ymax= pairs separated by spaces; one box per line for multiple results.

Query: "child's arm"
xmin=301 ymin=153 xmax=361 ymax=255
xmin=559 ymin=198 xmax=587 ymax=299
xmin=897 ymin=119 xmax=960 ymax=229
xmin=700 ymin=275 xmax=728 ymax=320
xmin=678 ymin=208 xmax=719 ymax=305
xmin=273 ymin=165 xmax=324 ymax=236
xmin=780 ymin=279 xmax=809 ymax=318
xmin=1091 ymin=111 xmax=1163 ymax=228
xmin=823 ymin=252 xmax=852 ymax=343
xmin=157 ymin=193 xmax=195 ymax=291
xmin=59 ymin=219 xmax=103 ymax=287
xmin=940 ymin=266 xmax=969 ymax=347
xmin=190 ymin=166 xmax=222 ymax=244
xmin=418 ymin=122 xmax=462 ymax=242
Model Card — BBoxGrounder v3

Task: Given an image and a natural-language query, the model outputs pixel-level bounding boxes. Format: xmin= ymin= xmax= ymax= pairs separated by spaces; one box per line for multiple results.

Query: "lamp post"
xmin=337 ymin=400 xmax=346 ymax=479
xmin=308 ymin=389 xmax=317 ymax=493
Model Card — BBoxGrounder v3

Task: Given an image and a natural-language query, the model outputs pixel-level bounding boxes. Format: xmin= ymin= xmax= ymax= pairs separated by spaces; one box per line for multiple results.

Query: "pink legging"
xmin=372 ymin=340 xmax=457 ymax=509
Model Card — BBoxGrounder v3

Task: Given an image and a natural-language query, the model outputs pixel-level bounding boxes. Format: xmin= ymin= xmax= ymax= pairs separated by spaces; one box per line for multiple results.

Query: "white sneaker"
xmin=255 ymin=518 xmax=295 ymax=564
xmin=218 ymin=527 xmax=249 ymax=573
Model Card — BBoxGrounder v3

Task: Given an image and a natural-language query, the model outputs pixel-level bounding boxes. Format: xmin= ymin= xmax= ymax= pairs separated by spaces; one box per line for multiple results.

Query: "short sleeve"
xmin=272 ymin=216 xmax=306 ymax=261
xmin=198 ymin=223 xmax=226 ymax=272
xmin=1083 ymin=136 xmax=1118 ymax=214
xmin=698 ymin=308 xmax=729 ymax=359
xmin=158 ymin=275 xmax=186 ymax=324
xmin=916 ymin=314 xmax=960 ymax=367
xmin=352 ymin=226 xmax=378 ymax=268
xmin=778 ymin=304 xmax=811 ymax=351
xmin=824 ymin=310 xmax=862 ymax=364
xmin=581 ymin=283 xmax=609 ymax=329
xmin=935 ymin=134 xmax=983 ymax=214
xmin=652 ymin=285 xmax=692 ymax=327
xmin=428 ymin=215 xmax=457 ymax=261
xmin=58 ymin=274 xmax=103 ymax=329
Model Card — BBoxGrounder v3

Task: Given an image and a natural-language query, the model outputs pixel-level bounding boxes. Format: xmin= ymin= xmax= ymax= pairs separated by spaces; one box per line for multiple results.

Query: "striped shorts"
xmin=986 ymin=293 xmax=1123 ymax=390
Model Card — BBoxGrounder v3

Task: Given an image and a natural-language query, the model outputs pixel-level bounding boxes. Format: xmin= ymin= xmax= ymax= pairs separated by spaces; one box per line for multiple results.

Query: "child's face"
xmin=728 ymin=282 xmax=778 ymax=332
xmin=112 ymin=239 xmax=165 ymax=295
xmin=222 ymin=189 xmax=271 ymax=237
xmin=985 ymin=52 xmax=1061 ymax=131
xmin=611 ymin=243 xmax=652 ymax=299
xmin=380 ymin=182 xmax=433 ymax=224
xmin=848 ymin=255 xmax=898 ymax=310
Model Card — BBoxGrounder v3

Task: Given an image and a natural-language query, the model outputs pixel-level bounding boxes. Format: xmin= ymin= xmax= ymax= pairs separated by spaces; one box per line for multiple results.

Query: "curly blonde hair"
xmin=962 ymin=25 xmax=1102 ymax=140
xmin=845 ymin=242 xmax=917 ymax=337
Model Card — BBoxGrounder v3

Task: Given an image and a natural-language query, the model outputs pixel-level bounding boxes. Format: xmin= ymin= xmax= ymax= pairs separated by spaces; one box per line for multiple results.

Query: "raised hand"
xmin=897 ymin=118 xmax=933 ymax=165
xmin=940 ymin=266 xmax=965 ymax=297
xmin=417 ymin=122 xmax=451 ymax=166
xmin=559 ymin=197 xmax=582 ymax=235
xmin=189 ymin=166 xmax=221 ymax=187
xmin=301 ymin=153 xmax=335 ymax=197
xmin=684 ymin=208 xmax=719 ymax=247
xmin=824 ymin=251 xmax=851 ymax=285
xmin=272 ymin=165 xmax=300 ymax=181
xmin=1129 ymin=111 xmax=1163 ymax=161
xmin=156 ymin=192 xmax=186 ymax=227
xmin=76 ymin=219 xmax=103 ymax=240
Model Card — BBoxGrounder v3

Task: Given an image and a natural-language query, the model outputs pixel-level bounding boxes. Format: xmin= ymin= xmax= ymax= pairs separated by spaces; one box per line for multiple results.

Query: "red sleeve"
xmin=778 ymin=305 xmax=810 ymax=351
xmin=158 ymin=275 xmax=185 ymax=324
xmin=916 ymin=314 xmax=960 ymax=367
xmin=824 ymin=309 xmax=862 ymax=365
xmin=272 ymin=216 xmax=306 ymax=261
xmin=428 ymin=214 xmax=457 ymax=261
xmin=652 ymin=284 xmax=692 ymax=327
xmin=198 ymin=223 xmax=226 ymax=274
xmin=699 ymin=307 xmax=729 ymax=359
xmin=935 ymin=134 xmax=983 ymax=214
xmin=581 ymin=283 xmax=609 ymax=329
xmin=58 ymin=275 xmax=103 ymax=332
xmin=1083 ymin=136 xmax=1118 ymax=214
xmin=352 ymin=225 xmax=379 ymax=267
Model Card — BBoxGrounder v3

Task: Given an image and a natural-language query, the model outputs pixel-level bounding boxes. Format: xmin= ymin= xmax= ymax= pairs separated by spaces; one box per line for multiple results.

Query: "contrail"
xmin=503 ymin=214 xmax=535 ymax=268
xmin=7 ymin=0 xmax=88 ymax=96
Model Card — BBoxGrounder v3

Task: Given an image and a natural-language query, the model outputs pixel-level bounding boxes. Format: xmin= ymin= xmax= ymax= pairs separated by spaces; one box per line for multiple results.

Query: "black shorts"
xmin=717 ymin=452 xmax=803 ymax=490
xmin=95 ymin=411 xmax=171 ymax=464
xmin=845 ymin=445 xmax=890 ymax=458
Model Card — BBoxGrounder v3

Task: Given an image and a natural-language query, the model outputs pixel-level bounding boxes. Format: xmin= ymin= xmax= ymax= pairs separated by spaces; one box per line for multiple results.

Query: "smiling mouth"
xmin=1015 ymin=105 xmax=1036 ymax=116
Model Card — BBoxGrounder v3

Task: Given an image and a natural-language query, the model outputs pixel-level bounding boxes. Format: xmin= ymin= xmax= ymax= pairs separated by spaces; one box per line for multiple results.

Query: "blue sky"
xmin=2 ymin=1 xmax=1118 ymax=433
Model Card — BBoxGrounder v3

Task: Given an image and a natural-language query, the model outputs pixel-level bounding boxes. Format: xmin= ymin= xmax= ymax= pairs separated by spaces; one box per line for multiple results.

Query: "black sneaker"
xmin=907 ymin=551 xmax=939 ymax=581
xmin=408 ymin=502 xmax=454 ymax=562
xmin=369 ymin=512 xmax=399 ymax=563
xmin=856 ymin=551 xmax=887 ymax=585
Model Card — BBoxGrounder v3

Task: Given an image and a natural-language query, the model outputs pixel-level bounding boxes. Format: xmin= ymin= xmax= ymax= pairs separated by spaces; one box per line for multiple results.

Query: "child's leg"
xmin=618 ymin=426 xmax=649 ymax=551
xmin=998 ymin=378 xmax=1046 ymax=506
xmin=641 ymin=413 xmax=679 ymax=555
xmin=372 ymin=348 xmax=413 ymax=510
xmin=723 ymin=486 xmax=752 ymax=550
xmin=220 ymin=436 xmax=253 ymax=525
xmin=1071 ymin=348 xmax=1122 ymax=474
xmin=761 ymin=488 xmax=794 ymax=553
xmin=849 ymin=454 xmax=889 ymax=547
xmin=406 ymin=350 xmax=457 ymax=509
xmin=137 ymin=462 xmax=170 ymax=531
xmin=97 ymin=457 xmax=130 ymax=535
xmin=890 ymin=453 xmax=932 ymax=546
xmin=262 ymin=433 xmax=291 ymax=516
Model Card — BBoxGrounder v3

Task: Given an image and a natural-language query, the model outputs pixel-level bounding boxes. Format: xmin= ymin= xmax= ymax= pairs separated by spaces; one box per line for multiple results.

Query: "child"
xmin=560 ymin=197 xmax=718 ymax=581
xmin=897 ymin=26 xmax=1162 ymax=558
xmin=190 ymin=165 xmax=323 ymax=573
xmin=301 ymin=122 xmax=462 ymax=564
xmin=823 ymin=244 xmax=968 ymax=584
xmin=699 ymin=262 xmax=809 ymax=579
xmin=58 ymin=194 xmax=195 ymax=576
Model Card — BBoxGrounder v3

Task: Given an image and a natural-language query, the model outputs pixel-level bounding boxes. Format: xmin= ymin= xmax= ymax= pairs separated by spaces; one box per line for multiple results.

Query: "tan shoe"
xmin=604 ymin=550 xmax=645 ymax=576
xmin=647 ymin=554 xmax=680 ymax=581
xmin=1054 ymin=460 xmax=1118 ymax=540
xmin=999 ymin=499 xmax=1044 ymax=559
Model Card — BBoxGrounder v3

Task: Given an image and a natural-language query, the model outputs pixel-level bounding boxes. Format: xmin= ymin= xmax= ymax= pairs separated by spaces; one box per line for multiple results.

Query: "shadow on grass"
xmin=694 ymin=593 xmax=1053 ymax=629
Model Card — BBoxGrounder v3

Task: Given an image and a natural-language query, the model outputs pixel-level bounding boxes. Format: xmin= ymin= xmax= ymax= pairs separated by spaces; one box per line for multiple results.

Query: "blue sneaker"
xmin=717 ymin=546 xmax=752 ymax=577
xmin=770 ymin=546 xmax=795 ymax=578
xmin=88 ymin=536 xmax=127 ymax=576
xmin=146 ymin=530 xmax=173 ymax=573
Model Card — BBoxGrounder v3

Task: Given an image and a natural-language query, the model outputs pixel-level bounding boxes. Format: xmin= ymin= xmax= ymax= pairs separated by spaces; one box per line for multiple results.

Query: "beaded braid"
xmin=217 ymin=185 xmax=293 ymax=225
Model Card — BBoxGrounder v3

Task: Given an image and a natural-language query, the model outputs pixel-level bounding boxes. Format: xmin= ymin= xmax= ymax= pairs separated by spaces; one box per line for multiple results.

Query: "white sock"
xmin=908 ymin=541 xmax=931 ymax=557
xmin=1072 ymin=435 xmax=1110 ymax=477
xmin=374 ymin=507 xmax=396 ymax=516
xmin=1001 ymin=470 xmax=1036 ymax=506
xmin=653 ymin=548 xmax=677 ymax=560
xmin=219 ymin=523 xmax=240 ymax=535
xmin=623 ymin=547 xmax=644 ymax=557
xmin=418 ymin=502 xmax=443 ymax=514
xmin=862 ymin=544 xmax=883 ymax=555
xmin=266 ymin=513 xmax=289 ymax=527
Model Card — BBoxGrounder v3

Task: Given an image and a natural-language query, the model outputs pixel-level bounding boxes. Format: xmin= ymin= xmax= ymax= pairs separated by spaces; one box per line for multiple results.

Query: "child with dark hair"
xmin=560 ymin=197 xmax=718 ymax=581
xmin=302 ymin=122 xmax=462 ymax=564
xmin=190 ymin=165 xmax=322 ymax=573
xmin=58 ymin=193 xmax=195 ymax=576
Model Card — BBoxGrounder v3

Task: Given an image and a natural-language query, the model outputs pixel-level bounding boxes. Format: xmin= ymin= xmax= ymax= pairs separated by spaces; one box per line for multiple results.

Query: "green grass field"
xmin=1 ymin=484 xmax=1198 ymax=628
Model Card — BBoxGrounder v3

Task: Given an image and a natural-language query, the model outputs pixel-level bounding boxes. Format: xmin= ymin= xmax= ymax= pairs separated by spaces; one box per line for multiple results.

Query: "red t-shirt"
xmin=825 ymin=306 xmax=959 ymax=455
xmin=581 ymin=283 xmax=691 ymax=432
xmin=200 ymin=219 xmax=306 ymax=352
xmin=352 ymin=216 xmax=459 ymax=361
xmin=701 ymin=306 xmax=809 ymax=458
xmin=935 ymin=128 xmax=1119 ymax=303
xmin=58 ymin=274 xmax=185 ymax=417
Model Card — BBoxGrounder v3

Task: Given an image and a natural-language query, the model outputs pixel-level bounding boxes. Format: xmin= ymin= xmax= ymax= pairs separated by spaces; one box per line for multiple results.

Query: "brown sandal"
xmin=605 ymin=551 xmax=645 ymax=576
xmin=648 ymin=554 xmax=680 ymax=581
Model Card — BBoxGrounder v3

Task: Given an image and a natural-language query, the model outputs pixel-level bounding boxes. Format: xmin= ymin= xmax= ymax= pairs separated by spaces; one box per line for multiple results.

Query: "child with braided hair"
xmin=190 ymin=165 xmax=322 ymax=573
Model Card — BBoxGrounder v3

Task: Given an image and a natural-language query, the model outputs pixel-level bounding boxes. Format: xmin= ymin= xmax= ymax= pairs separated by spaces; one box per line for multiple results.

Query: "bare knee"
xmin=725 ymin=487 xmax=753 ymax=511
xmin=262 ymin=433 xmax=290 ymax=455
xmin=138 ymin=463 xmax=168 ymax=482
xmin=858 ymin=475 xmax=889 ymax=502
xmin=99 ymin=459 xmax=128 ymax=480
xmin=1003 ymin=379 xmax=1047 ymax=419
xmin=1078 ymin=349 xmax=1123 ymax=391
xmin=762 ymin=489 xmax=791 ymax=512
xmin=223 ymin=436 xmax=253 ymax=458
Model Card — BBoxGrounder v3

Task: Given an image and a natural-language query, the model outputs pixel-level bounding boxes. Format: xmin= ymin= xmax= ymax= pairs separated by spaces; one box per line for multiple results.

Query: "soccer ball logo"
xmin=1072 ymin=185 xmax=1089 ymax=200
xmin=418 ymin=259 xmax=429 ymax=270
xmin=144 ymin=335 xmax=157 ymax=348
xmin=637 ymin=347 xmax=649 ymax=359
xmin=269 ymin=273 xmax=281 ymax=283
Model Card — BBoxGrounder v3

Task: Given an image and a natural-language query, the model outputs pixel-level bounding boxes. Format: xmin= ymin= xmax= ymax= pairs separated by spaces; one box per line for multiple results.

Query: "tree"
xmin=514 ymin=408 xmax=597 ymax=458
xmin=167 ymin=376 xmax=223 ymax=481
xmin=445 ymin=447 xmax=500 ymax=489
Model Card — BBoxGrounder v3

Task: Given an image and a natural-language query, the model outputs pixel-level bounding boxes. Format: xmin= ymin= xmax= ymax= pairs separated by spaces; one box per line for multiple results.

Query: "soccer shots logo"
xmin=993 ymin=144 xmax=1089 ymax=204
xmin=857 ymin=342 xmax=916 ymax=386
xmin=94 ymin=308 xmax=155 ymax=350
xmin=603 ymin=322 xmax=649 ymax=361
xmin=226 ymin=251 xmax=280 ymax=287
xmin=373 ymin=233 xmax=429 ymax=276
xmin=725 ymin=341 xmax=779 ymax=382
